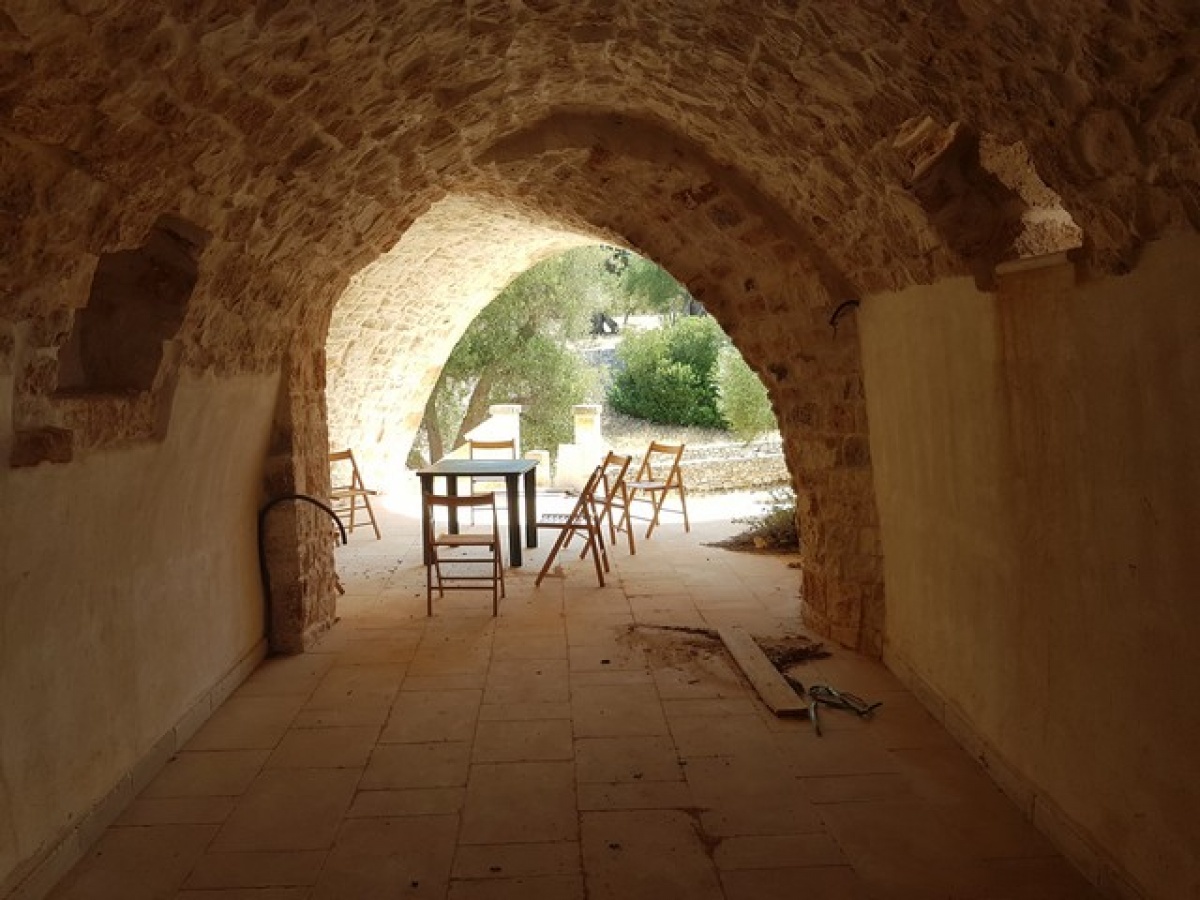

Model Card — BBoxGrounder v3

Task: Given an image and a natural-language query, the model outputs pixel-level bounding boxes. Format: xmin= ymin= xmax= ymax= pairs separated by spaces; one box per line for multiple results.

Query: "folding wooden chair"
xmin=468 ymin=437 xmax=517 ymax=522
xmin=591 ymin=451 xmax=636 ymax=556
xmin=622 ymin=441 xmax=690 ymax=539
xmin=422 ymin=491 xmax=505 ymax=616
xmin=328 ymin=449 xmax=381 ymax=539
xmin=535 ymin=466 xmax=608 ymax=587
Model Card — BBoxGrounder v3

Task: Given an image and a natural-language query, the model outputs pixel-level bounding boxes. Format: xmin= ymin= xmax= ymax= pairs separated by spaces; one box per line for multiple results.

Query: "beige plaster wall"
xmin=860 ymin=235 xmax=1200 ymax=900
xmin=0 ymin=372 xmax=278 ymax=893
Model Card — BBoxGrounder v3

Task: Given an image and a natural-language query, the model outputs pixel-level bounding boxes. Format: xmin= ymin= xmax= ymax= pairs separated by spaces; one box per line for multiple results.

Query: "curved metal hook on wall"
xmin=829 ymin=299 xmax=861 ymax=337
xmin=257 ymin=494 xmax=347 ymax=647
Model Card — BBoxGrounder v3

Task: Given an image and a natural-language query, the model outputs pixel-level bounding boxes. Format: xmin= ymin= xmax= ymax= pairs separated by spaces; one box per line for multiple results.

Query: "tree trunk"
xmin=423 ymin=386 xmax=445 ymax=463
xmin=454 ymin=371 xmax=497 ymax=448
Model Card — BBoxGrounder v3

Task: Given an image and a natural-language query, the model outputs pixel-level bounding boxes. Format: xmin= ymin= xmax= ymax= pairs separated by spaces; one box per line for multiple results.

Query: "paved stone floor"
xmin=48 ymin=490 xmax=1102 ymax=899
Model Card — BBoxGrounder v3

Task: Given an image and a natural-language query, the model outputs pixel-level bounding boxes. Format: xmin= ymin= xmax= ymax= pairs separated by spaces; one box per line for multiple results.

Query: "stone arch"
xmin=310 ymin=110 xmax=886 ymax=654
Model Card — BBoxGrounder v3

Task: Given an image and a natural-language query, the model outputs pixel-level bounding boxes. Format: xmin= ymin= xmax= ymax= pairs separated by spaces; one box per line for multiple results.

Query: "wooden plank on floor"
xmin=717 ymin=625 xmax=807 ymax=716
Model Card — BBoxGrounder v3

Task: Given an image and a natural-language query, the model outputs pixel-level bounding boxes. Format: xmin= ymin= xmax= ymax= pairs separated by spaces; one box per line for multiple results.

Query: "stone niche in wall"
xmin=5 ymin=214 xmax=212 ymax=468
xmin=56 ymin=215 xmax=208 ymax=395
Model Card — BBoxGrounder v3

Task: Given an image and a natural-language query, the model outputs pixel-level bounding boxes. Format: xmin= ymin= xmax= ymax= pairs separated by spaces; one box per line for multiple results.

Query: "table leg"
xmin=524 ymin=467 xmax=538 ymax=549
xmin=419 ymin=475 xmax=432 ymax=565
xmin=506 ymin=475 xmax=522 ymax=567
xmin=446 ymin=475 xmax=460 ymax=534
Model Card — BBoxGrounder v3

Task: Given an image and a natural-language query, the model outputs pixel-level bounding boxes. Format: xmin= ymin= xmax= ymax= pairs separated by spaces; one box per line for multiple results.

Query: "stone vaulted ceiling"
xmin=2 ymin=1 xmax=1198 ymax=388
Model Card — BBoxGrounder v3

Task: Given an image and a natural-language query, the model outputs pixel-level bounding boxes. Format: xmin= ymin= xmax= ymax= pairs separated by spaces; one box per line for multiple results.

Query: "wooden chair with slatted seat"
xmin=621 ymin=441 xmax=690 ymax=539
xmin=328 ymin=448 xmax=381 ymax=539
xmin=534 ymin=466 xmax=608 ymax=587
xmin=422 ymin=491 xmax=506 ymax=616
xmin=590 ymin=450 xmax=636 ymax=556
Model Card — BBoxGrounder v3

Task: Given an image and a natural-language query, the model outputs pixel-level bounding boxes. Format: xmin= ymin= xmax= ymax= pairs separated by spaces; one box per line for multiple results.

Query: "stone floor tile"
xmin=460 ymin=762 xmax=578 ymax=844
xmin=633 ymin=609 xmax=712 ymax=629
xmin=669 ymin=713 xmax=780 ymax=759
xmin=860 ymin=692 xmax=959 ymax=750
xmin=810 ymin=654 xmax=907 ymax=695
xmin=348 ymin=787 xmax=465 ymax=818
xmin=491 ymin=633 xmax=567 ymax=660
xmin=142 ymin=750 xmax=270 ymax=799
xmin=293 ymin=703 xmax=391 ymax=728
xmin=651 ymin=656 xmax=746 ymax=700
xmin=47 ymin=824 xmax=217 ymax=900
xmin=471 ymin=719 xmax=574 ymax=762
xmin=800 ymin=772 xmax=916 ymax=804
xmin=580 ymin=810 xmax=724 ymax=900
xmin=118 ymin=796 xmax=236 ymax=826
xmin=567 ymin=668 xmax=655 ymax=686
xmin=719 ymin=865 xmax=873 ymax=900
xmin=448 ymin=874 xmax=585 ymax=899
xmin=184 ymin=849 xmax=326 ymax=888
xmin=306 ymin=663 xmax=407 ymax=708
xmin=266 ymin=725 xmax=379 ymax=769
xmin=238 ymin=653 xmax=335 ymax=697
xmin=210 ymin=768 xmax=360 ymax=852
xmin=771 ymin=724 xmax=901 ymax=777
xmin=685 ymin=756 xmax=825 ymax=837
xmin=478 ymin=701 xmax=571 ymax=721
xmin=662 ymin=697 xmax=760 ymax=719
xmin=565 ymin=614 xmax=636 ymax=643
xmin=406 ymin=652 xmax=492 ymax=678
xmin=309 ymin=815 xmax=458 ymax=899
xmin=713 ymin=832 xmax=846 ymax=870
xmin=574 ymin=736 xmax=684 ymax=784
xmin=890 ymin=746 xmax=1058 ymax=859
xmin=334 ymin=639 xmax=420 ymax=666
xmin=818 ymin=798 xmax=1002 ymax=900
xmin=482 ymin=658 xmax=569 ymax=704
xmin=175 ymin=889 xmax=310 ymax=900
xmin=577 ymin=781 xmax=694 ymax=810
xmin=360 ymin=742 xmax=472 ymax=790
xmin=187 ymin=695 xmax=306 ymax=751
xmin=401 ymin=672 xmax=488 ymax=691
xmin=451 ymin=841 xmax=581 ymax=879
xmin=567 ymin=642 xmax=648 ymax=673
xmin=975 ymin=856 xmax=1105 ymax=899
xmin=571 ymin=684 xmax=668 ymax=737
xmin=381 ymin=689 xmax=482 ymax=743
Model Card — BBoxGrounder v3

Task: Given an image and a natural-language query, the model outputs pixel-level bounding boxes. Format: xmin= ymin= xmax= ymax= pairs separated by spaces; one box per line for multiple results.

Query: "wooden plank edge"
xmin=717 ymin=625 xmax=808 ymax=716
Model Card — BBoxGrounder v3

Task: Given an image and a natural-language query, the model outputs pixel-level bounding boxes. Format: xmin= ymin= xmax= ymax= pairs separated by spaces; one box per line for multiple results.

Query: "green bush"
xmin=607 ymin=317 xmax=726 ymax=427
xmin=717 ymin=346 xmax=777 ymax=441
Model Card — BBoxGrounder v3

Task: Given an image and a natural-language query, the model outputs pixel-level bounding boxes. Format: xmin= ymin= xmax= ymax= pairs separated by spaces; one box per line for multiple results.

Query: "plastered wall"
xmin=860 ymin=235 xmax=1200 ymax=899
xmin=0 ymin=373 xmax=278 ymax=895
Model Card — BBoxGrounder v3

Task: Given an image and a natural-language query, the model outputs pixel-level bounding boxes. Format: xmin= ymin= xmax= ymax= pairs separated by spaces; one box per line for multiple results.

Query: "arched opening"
xmin=2 ymin=6 xmax=1197 ymax=899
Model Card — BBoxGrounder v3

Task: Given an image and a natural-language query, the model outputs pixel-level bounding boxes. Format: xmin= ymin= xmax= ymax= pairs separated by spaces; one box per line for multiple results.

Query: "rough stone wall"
xmin=2 ymin=3 xmax=1196 ymax=653
xmin=1 ymin=4 xmax=1198 ymax=895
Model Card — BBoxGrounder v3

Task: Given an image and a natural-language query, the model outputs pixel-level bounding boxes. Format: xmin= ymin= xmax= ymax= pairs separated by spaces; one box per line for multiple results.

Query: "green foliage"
xmin=730 ymin=488 xmax=799 ymax=551
xmin=611 ymin=253 xmax=695 ymax=322
xmin=717 ymin=346 xmax=777 ymax=441
xmin=607 ymin=316 xmax=727 ymax=427
xmin=422 ymin=247 xmax=606 ymax=458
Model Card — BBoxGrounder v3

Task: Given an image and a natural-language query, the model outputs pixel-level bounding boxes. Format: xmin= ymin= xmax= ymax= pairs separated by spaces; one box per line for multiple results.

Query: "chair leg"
xmin=363 ymin=494 xmax=381 ymax=540
xmin=535 ymin=527 xmax=574 ymax=586
xmin=677 ymin=485 xmax=690 ymax=533
xmin=585 ymin=526 xmax=606 ymax=586
xmin=645 ymin=489 xmax=667 ymax=538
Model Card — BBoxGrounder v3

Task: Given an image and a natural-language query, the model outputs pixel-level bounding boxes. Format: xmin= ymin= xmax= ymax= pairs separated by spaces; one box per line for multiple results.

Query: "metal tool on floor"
xmin=809 ymin=683 xmax=883 ymax=719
